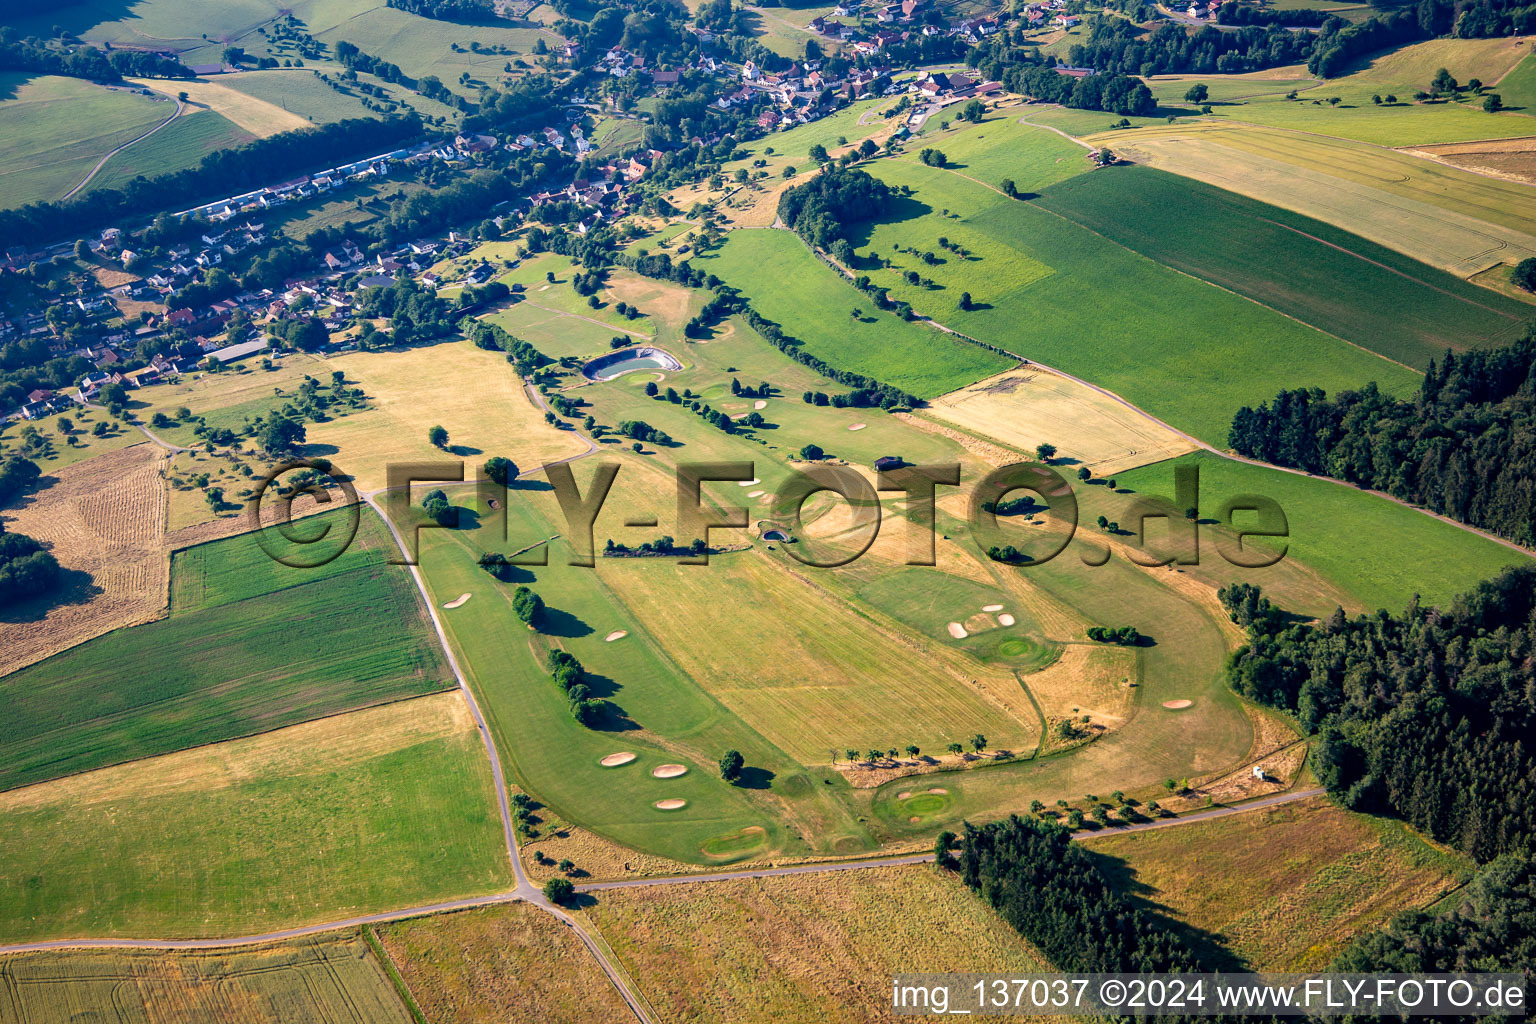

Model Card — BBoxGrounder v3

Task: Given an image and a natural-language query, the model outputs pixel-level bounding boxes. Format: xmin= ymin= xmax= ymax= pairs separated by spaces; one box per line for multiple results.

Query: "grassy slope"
xmin=0 ymin=694 xmax=512 ymax=941
xmin=699 ymin=229 xmax=1013 ymax=398
xmin=84 ymin=109 xmax=255 ymax=195
xmin=0 ymin=73 xmax=171 ymax=208
xmin=0 ymin=934 xmax=413 ymax=1022
xmin=0 ymin=507 xmax=452 ymax=792
xmin=1115 ymin=452 xmax=1527 ymax=613
xmin=1085 ymin=796 xmax=1472 ymax=970
xmin=1035 ymin=165 xmax=1532 ymax=367
xmin=852 ymin=157 xmax=1421 ymax=444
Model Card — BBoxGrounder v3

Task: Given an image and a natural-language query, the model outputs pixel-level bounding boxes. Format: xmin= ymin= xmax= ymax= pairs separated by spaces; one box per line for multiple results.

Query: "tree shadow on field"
xmin=592 ymin=700 xmax=641 ymax=732
xmin=540 ymin=606 xmax=594 ymax=638
xmin=1094 ymin=850 xmax=1249 ymax=970
xmin=0 ymin=566 xmax=102 ymax=624
xmin=736 ymin=766 xmax=776 ymax=790
xmin=846 ymin=193 xmax=933 ymax=249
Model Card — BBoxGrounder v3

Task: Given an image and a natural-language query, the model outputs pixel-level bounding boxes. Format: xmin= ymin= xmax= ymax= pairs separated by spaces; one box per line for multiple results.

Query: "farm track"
xmin=0 ymin=787 xmax=1325 ymax=954
xmin=62 ymin=98 xmax=185 ymax=201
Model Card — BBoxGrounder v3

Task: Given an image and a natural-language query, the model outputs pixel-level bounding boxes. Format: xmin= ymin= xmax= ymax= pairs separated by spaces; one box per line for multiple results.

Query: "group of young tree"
xmin=1219 ymin=567 xmax=1536 ymax=864
xmin=1228 ymin=333 xmax=1536 ymax=547
xmin=0 ymin=28 xmax=193 ymax=84
xmin=1085 ymin=625 xmax=1140 ymax=645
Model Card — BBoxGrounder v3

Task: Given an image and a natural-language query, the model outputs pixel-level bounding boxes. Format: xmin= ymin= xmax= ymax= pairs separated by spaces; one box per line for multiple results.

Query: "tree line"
xmin=0 ymin=30 xmax=193 ymax=84
xmin=1228 ymin=332 xmax=1536 ymax=547
xmin=967 ymin=38 xmax=1158 ymax=115
xmin=1219 ymin=568 xmax=1536 ymax=863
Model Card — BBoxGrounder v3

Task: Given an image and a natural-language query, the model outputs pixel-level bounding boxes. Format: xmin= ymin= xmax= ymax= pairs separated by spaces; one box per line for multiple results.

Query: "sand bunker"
xmin=652 ymin=764 xmax=688 ymax=778
xmin=442 ymin=593 xmax=472 ymax=609
xmin=754 ymin=400 xmax=767 ymax=409
xmin=1162 ymin=699 xmax=1194 ymax=709
xmin=909 ymin=815 xmax=921 ymax=822
xmin=848 ymin=423 xmax=866 ymax=431
xmin=982 ymin=604 xmax=1004 ymax=612
xmin=1049 ymin=485 xmax=1072 ymax=496
xmin=998 ymin=613 xmax=1016 ymax=627
xmin=747 ymin=490 xmax=764 ymax=497
xmin=947 ymin=622 xmax=968 ymax=639
xmin=738 ymin=478 xmax=761 ymax=486
xmin=656 ymin=799 xmax=688 ymax=810
xmin=928 ymin=787 xmax=948 ymax=794
xmin=605 ymin=630 xmax=628 ymax=642
xmin=600 ymin=752 xmax=637 ymax=767
xmin=897 ymin=791 xmax=912 ymax=799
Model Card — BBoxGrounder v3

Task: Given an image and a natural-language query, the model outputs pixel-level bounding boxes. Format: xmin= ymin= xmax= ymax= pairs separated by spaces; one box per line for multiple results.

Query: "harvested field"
xmin=585 ymin=864 xmax=1053 ymax=1023
xmin=377 ymin=903 xmax=634 ymax=1024
xmin=0 ymin=443 xmax=168 ymax=677
xmin=1407 ymin=136 xmax=1536 ymax=185
xmin=129 ymin=73 xmax=310 ymax=136
xmin=1083 ymin=796 xmax=1472 ymax=969
xmin=0 ymin=933 xmax=412 ymax=1023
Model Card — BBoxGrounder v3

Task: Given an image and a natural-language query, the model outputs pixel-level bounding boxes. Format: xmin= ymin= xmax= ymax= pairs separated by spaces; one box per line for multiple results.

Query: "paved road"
xmin=0 ymin=786 xmax=1326 ymax=957
xmin=63 ymin=98 xmax=185 ymax=201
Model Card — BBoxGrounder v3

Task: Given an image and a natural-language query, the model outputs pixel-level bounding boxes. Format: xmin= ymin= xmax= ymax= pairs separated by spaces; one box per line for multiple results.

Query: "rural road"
xmin=0 ymin=786 xmax=1326 ymax=956
xmin=63 ymin=97 xmax=185 ymax=201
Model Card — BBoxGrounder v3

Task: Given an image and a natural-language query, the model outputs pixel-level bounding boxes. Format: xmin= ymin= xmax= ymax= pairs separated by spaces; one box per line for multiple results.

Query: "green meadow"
xmin=84 ymin=109 xmax=254 ymax=196
xmin=0 ymin=507 xmax=451 ymax=792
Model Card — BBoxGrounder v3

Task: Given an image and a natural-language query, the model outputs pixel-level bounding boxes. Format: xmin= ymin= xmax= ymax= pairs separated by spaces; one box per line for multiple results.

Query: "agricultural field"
xmin=129 ymin=73 xmax=312 ymax=136
xmin=263 ymin=179 xmax=428 ymax=240
xmin=1084 ymin=795 xmax=1473 ymax=969
xmin=843 ymin=155 xmax=1421 ymax=444
xmin=0 ymin=506 xmax=451 ymax=792
xmin=0 ymin=934 xmax=414 ymax=1023
xmin=0 ymin=692 xmax=512 ymax=941
xmin=83 ymin=109 xmax=255 ymax=196
xmin=1095 ymin=121 xmax=1536 ymax=276
xmin=0 ymin=73 xmax=173 ymax=208
xmin=583 ymin=865 xmax=1053 ymax=1023
xmin=699 ymin=229 xmax=1015 ymax=398
xmin=1114 ymin=452 xmax=1528 ymax=614
xmin=1035 ymin=166 xmax=1533 ymax=367
xmin=377 ymin=904 xmax=634 ymax=1023
xmin=912 ymin=109 xmax=1096 ymax=193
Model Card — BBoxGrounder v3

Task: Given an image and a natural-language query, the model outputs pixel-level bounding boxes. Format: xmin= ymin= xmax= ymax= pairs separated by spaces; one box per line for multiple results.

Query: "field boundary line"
xmin=364 ymin=925 xmax=429 ymax=1024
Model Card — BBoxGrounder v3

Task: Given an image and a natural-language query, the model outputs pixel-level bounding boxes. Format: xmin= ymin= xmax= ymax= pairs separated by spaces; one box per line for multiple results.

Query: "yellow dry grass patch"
xmin=1081 ymin=795 xmax=1470 ymax=969
xmin=129 ymin=74 xmax=310 ymax=137
xmin=1098 ymin=122 xmax=1536 ymax=274
xmin=1021 ymin=641 xmax=1138 ymax=737
xmin=584 ymin=865 xmax=1055 ymax=1023
xmin=0 ymin=692 xmax=474 ymax=812
xmin=306 ymin=341 xmax=589 ymax=491
xmin=602 ymin=269 xmax=696 ymax=328
xmin=1151 ymin=63 xmax=1313 ymax=84
xmin=378 ymin=903 xmax=633 ymax=1024
xmin=1407 ymin=136 xmax=1536 ymax=184
xmin=1333 ymin=35 xmax=1531 ymax=93
xmin=924 ymin=366 xmax=1198 ymax=476
xmin=0 ymin=443 xmax=169 ymax=677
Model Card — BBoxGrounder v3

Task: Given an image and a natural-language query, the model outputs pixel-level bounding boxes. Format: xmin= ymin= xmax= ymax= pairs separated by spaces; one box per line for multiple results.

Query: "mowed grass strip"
xmin=700 ymin=229 xmax=1013 ymax=398
xmin=0 ymin=934 xmax=413 ymax=1023
xmin=1034 ymin=166 xmax=1531 ymax=367
xmin=584 ymin=865 xmax=1052 ymax=1023
xmin=0 ymin=507 xmax=452 ymax=792
xmin=1083 ymin=795 xmax=1472 ymax=969
xmin=1115 ymin=451 xmax=1529 ymax=613
xmin=0 ymin=693 xmax=513 ymax=942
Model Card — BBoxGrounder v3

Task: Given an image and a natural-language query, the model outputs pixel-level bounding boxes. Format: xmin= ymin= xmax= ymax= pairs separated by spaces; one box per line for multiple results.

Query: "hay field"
xmin=0 ymin=506 xmax=451 ymax=792
xmin=1083 ymin=796 xmax=1472 ymax=969
xmin=0 ymin=934 xmax=413 ymax=1023
xmin=0 ymin=443 xmax=169 ymax=678
xmin=925 ymin=366 xmax=1198 ymax=475
xmin=585 ymin=865 xmax=1052 ymax=1023
xmin=378 ymin=904 xmax=633 ymax=1023
xmin=0 ymin=692 xmax=512 ymax=942
xmin=1036 ymin=166 xmax=1533 ymax=366
xmin=0 ymin=73 xmax=172 ymax=208
xmin=129 ymin=73 xmax=310 ymax=135
xmin=1095 ymin=122 xmax=1536 ymax=276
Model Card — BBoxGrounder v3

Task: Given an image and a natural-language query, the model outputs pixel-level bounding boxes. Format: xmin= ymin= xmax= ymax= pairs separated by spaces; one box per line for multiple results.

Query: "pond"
xmin=582 ymin=346 xmax=683 ymax=381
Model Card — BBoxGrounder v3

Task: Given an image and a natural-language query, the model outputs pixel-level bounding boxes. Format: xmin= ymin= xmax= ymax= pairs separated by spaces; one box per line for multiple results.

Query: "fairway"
xmin=850 ymin=158 xmax=1421 ymax=444
xmin=1035 ymin=166 xmax=1532 ymax=367
xmin=1115 ymin=452 xmax=1529 ymax=614
xmin=0 ymin=506 xmax=451 ymax=792
xmin=1097 ymin=122 xmax=1536 ymax=276
xmin=700 ymin=229 xmax=1014 ymax=398
xmin=0 ymin=73 xmax=173 ymax=207
xmin=1084 ymin=795 xmax=1472 ymax=969
xmin=0 ymin=693 xmax=512 ymax=941
xmin=0 ymin=934 xmax=413 ymax=1022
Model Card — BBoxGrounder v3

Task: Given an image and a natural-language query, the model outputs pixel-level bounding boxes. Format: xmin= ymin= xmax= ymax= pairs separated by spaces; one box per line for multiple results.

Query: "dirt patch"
xmin=655 ymin=798 xmax=687 ymax=810
xmin=652 ymin=764 xmax=688 ymax=778
xmin=1406 ymin=138 xmax=1536 ymax=185
xmin=604 ymin=630 xmax=628 ymax=642
xmin=1163 ymin=699 xmax=1193 ymax=709
xmin=897 ymin=791 xmax=912 ymax=799
xmin=442 ymin=593 xmax=472 ymax=609
xmin=0 ymin=444 xmax=169 ymax=677
xmin=600 ymin=752 xmax=637 ymax=767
